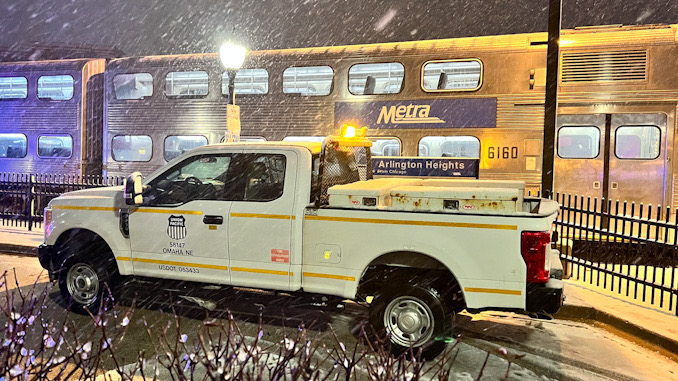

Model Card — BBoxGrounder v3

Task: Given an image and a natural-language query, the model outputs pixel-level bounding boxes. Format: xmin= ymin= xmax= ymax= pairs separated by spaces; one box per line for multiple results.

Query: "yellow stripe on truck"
xmin=230 ymin=213 xmax=295 ymax=220
xmin=134 ymin=208 xmax=203 ymax=215
xmin=303 ymin=272 xmax=356 ymax=282
xmin=52 ymin=205 xmax=117 ymax=212
xmin=231 ymin=267 xmax=289 ymax=276
xmin=464 ymin=287 xmax=522 ymax=296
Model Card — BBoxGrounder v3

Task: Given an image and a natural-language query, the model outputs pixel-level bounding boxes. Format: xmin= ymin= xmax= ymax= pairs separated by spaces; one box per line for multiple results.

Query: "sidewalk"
xmin=0 ymin=225 xmax=676 ymax=356
xmin=0 ymin=225 xmax=43 ymax=255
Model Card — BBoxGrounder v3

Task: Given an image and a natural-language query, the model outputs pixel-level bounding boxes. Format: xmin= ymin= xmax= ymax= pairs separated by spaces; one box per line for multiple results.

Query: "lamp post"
xmin=219 ymin=43 xmax=247 ymax=142
xmin=540 ymin=0 xmax=562 ymax=198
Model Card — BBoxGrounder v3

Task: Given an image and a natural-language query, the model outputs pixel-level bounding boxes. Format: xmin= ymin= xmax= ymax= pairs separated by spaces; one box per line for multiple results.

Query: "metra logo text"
xmin=377 ymin=104 xmax=445 ymax=124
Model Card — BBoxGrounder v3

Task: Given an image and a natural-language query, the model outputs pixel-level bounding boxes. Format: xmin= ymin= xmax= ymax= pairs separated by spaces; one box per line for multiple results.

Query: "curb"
xmin=555 ymin=303 xmax=678 ymax=358
xmin=0 ymin=243 xmax=38 ymax=256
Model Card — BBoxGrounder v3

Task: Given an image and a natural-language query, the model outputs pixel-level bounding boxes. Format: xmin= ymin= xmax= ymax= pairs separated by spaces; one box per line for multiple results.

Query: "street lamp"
xmin=219 ymin=43 xmax=247 ymax=105
xmin=219 ymin=43 xmax=247 ymax=142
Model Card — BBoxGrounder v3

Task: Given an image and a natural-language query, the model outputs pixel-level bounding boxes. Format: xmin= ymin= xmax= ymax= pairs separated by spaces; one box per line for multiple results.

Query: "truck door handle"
xmin=203 ymin=215 xmax=223 ymax=225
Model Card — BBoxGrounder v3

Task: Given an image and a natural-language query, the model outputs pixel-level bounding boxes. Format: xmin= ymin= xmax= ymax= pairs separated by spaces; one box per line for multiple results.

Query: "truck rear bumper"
xmin=526 ymin=278 xmax=564 ymax=314
xmin=525 ymin=250 xmax=564 ymax=314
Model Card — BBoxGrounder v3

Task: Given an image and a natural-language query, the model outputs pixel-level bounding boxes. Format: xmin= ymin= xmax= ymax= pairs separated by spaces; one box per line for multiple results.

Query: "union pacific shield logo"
xmin=167 ymin=215 xmax=187 ymax=240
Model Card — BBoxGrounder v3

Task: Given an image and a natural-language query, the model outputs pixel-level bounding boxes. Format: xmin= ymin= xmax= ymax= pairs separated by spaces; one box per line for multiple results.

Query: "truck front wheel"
xmin=369 ymin=283 xmax=451 ymax=359
xmin=58 ymin=251 xmax=119 ymax=314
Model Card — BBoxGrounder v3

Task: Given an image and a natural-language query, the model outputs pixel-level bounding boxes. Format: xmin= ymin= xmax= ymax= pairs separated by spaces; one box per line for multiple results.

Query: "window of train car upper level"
xmin=0 ymin=133 xmax=27 ymax=158
xmin=38 ymin=135 xmax=73 ymax=159
xmin=112 ymin=135 xmax=152 ymax=162
xmin=114 ymin=73 xmax=153 ymax=100
xmin=348 ymin=63 xmax=404 ymax=95
xmin=0 ymin=77 xmax=27 ymax=99
xmin=615 ymin=126 xmax=661 ymax=160
xmin=421 ymin=59 xmax=482 ymax=92
xmin=369 ymin=137 xmax=401 ymax=156
xmin=418 ymin=136 xmax=480 ymax=158
xmin=166 ymin=71 xmax=208 ymax=98
xmin=164 ymin=135 xmax=208 ymax=161
xmin=222 ymin=69 xmax=269 ymax=96
xmin=557 ymin=126 xmax=600 ymax=159
xmin=283 ymin=66 xmax=333 ymax=96
xmin=37 ymin=75 xmax=74 ymax=101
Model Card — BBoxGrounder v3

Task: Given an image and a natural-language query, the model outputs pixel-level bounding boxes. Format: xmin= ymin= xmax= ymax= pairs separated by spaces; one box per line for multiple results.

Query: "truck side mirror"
xmin=123 ymin=171 xmax=144 ymax=206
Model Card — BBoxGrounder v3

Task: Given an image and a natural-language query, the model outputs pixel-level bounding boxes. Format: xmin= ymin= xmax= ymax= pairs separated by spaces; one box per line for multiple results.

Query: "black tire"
xmin=369 ymin=282 xmax=452 ymax=360
xmin=57 ymin=247 xmax=120 ymax=314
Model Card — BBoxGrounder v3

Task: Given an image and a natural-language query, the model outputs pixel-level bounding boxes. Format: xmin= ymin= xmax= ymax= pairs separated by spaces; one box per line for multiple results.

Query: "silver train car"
xmin=1 ymin=24 xmax=677 ymax=212
xmin=0 ymin=59 xmax=105 ymax=176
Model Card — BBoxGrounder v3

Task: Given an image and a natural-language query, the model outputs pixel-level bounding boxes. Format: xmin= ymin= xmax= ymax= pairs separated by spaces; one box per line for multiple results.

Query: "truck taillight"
xmin=521 ymin=231 xmax=551 ymax=283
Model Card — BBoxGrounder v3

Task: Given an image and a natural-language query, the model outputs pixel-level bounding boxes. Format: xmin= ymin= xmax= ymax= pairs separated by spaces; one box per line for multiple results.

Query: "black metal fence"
xmin=0 ymin=173 xmax=124 ymax=230
xmin=553 ymin=193 xmax=678 ymax=315
xmin=1 ymin=174 xmax=676 ymax=315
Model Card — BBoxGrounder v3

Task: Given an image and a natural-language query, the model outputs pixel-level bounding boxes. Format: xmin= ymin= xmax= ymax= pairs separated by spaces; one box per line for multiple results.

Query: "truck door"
xmin=127 ymin=152 xmax=238 ymax=284
xmin=228 ymin=150 xmax=296 ymax=290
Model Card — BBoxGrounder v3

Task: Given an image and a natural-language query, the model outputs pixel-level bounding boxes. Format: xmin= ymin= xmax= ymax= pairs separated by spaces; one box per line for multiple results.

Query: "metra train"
xmin=1 ymin=23 xmax=677 ymax=211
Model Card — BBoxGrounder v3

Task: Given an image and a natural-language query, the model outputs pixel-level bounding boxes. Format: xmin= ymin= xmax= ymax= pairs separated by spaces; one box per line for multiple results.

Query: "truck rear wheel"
xmin=58 ymin=248 xmax=119 ymax=314
xmin=369 ymin=283 xmax=451 ymax=360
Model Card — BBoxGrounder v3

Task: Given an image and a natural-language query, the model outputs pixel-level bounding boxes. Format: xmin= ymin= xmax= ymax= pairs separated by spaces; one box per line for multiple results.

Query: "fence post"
xmin=26 ymin=174 xmax=33 ymax=231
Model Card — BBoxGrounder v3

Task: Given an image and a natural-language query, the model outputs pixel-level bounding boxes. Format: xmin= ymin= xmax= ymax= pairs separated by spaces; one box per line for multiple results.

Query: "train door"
xmin=555 ymin=112 xmax=668 ymax=208
xmin=554 ymin=114 xmax=606 ymax=200
xmin=608 ymin=113 xmax=666 ymax=207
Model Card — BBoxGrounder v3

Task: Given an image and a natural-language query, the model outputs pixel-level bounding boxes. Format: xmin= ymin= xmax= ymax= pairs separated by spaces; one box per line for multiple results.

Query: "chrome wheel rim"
xmin=383 ymin=295 xmax=434 ymax=347
xmin=66 ymin=263 xmax=100 ymax=306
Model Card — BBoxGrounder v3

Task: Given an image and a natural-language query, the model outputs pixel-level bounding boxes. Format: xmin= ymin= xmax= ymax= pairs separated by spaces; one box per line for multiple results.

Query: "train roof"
xmin=104 ymin=23 xmax=678 ymax=69
xmin=0 ymin=58 xmax=104 ymax=72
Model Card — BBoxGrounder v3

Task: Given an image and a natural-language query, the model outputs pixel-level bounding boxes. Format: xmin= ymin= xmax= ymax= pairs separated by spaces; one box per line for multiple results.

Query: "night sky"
xmin=1 ymin=0 xmax=678 ymax=56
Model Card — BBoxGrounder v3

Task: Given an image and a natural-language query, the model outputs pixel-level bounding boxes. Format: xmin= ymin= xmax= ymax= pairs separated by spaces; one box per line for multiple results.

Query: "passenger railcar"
xmin=0 ymin=59 xmax=105 ymax=176
xmin=1 ymin=24 xmax=677 ymax=212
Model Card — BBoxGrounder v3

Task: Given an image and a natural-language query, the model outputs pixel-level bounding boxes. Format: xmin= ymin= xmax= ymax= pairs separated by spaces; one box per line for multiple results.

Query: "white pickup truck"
xmin=39 ymin=132 xmax=563 ymax=358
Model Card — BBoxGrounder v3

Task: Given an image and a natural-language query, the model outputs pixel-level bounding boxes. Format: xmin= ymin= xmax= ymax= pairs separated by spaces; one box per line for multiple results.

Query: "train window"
xmin=348 ymin=63 xmax=404 ymax=95
xmin=615 ymin=126 xmax=661 ymax=160
xmin=0 ymin=77 xmax=27 ymax=99
xmin=283 ymin=66 xmax=333 ymax=96
xmin=37 ymin=75 xmax=74 ymax=100
xmin=164 ymin=135 xmax=208 ymax=161
xmin=112 ymin=135 xmax=152 ymax=162
xmin=38 ymin=135 xmax=73 ymax=158
xmin=369 ymin=138 xmax=401 ymax=156
xmin=165 ymin=71 xmax=208 ymax=97
xmin=557 ymin=126 xmax=600 ymax=159
xmin=222 ymin=69 xmax=269 ymax=95
xmin=0 ymin=133 xmax=27 ymax=158
xmin=418 ymin=136 xmax=480 ymax=158
xmin=422 ymin=60 xmax=482 ymax=91
xmin=114 ymin=73 xmax=153 ymax=100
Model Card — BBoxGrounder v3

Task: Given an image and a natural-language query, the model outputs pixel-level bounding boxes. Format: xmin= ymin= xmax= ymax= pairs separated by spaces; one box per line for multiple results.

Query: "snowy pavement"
xmin=1 ymin=253 xmax=677 ymax=381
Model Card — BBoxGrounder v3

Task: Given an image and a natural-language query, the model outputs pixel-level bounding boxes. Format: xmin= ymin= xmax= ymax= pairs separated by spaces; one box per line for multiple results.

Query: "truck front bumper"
xmin=37 ymin=243 xmax=58 ymax=281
